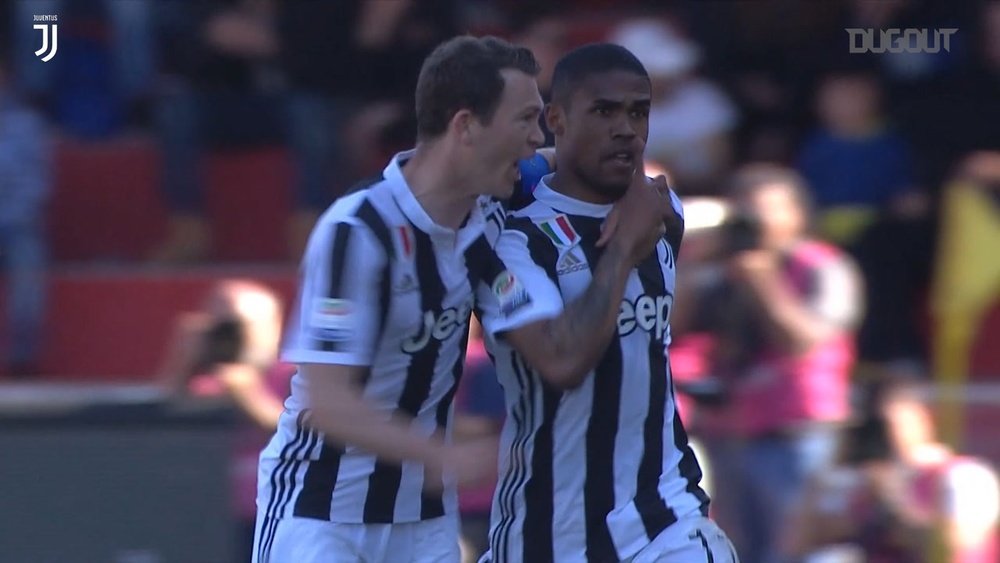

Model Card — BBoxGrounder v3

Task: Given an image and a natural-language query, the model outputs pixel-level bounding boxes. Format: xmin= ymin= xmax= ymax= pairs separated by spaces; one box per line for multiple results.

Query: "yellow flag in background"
xmin=931 ymin=182 xmax=1000 ymax=449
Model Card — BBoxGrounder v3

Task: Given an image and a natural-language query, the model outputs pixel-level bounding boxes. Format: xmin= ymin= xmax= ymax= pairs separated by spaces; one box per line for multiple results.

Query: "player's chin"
xmin=597 ymin=178 xmax=630 ymax=201
xmin=492 ymin=181 xmax=517 ymax=200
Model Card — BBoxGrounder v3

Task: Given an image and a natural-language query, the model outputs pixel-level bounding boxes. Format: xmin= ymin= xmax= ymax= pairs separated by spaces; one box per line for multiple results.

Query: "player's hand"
xmin=600 ymin=167 xmax=673 ymax=264
xmin=423 ymin=437 xmax=499 ymax=493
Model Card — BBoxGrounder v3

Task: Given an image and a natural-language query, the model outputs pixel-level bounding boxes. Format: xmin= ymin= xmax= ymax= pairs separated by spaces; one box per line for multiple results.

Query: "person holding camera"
xmin=675 ymin=164 xmax=863 ymax=563
xmin=159 ymin=279 xmax=293 ymax=563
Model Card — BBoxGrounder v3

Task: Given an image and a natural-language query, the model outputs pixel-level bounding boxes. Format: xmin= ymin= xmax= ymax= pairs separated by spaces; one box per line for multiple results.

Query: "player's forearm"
xmin=309 ymin=390 xmax=444 ymax=466
xmin=302 ymin=365 xmax=444 ymax=466
xmin=526 ymin=242 xmax=632 ymax=388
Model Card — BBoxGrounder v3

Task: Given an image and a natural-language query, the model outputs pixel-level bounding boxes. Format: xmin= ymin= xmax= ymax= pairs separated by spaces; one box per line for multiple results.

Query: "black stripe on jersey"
xmin=695 ymin=529 xmax=715 ymax=563
xmin=276 ymin=418 xmax=322 ymax=516
xmin=420 ymin=325 xmax=470 ymax=518
xmin=464 ymin=235 xmax=503 ymax=291
xmin=634 ymin=241 xmax=678 ymax=539
xmin=465 ymin=234 xmax=506 ymax=324
xmin=673 ymin=404 xmax=711 ymax=515
xmin=521 ymin=367 xmax=562 ymax=563
xmin=495 ymin=354 xmax=534 ymax=562
xmin=355 ymin=199 xmax=394 ymax=359
xmin=293 ymin=410 xmax=346 ymax=519
xmin=363 ymin=226 xmax=447 ymax=523
xmin=575 ymin=217 xmax=626 ymax=562
xmin=512 ymin=221 xmax=563 ymax=563
xmin=664 ymin=203 xmax=685 ymax=261
xmin=262 ymin=410 xmax=310 ymax=520
xmin=321 ymin=223 xmax=353 ymax=353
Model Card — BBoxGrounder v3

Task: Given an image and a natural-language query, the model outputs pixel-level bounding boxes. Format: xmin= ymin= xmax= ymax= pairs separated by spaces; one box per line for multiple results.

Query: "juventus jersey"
xmin=256 ymin=152 xmax=560 ymax=527
xmin=477 ymin=178 xmax=710 ymax=563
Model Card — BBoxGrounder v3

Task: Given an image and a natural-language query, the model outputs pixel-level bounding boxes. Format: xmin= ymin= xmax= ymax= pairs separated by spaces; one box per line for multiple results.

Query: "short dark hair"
xmin=415 ymin=36 xmax=540 ymax=141
xmin=550 ymin=43 xmax=649 ymax=106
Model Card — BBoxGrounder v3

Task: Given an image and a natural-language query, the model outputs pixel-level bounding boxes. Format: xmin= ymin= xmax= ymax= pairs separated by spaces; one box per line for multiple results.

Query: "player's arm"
xmin=283 ymin=220 xmax=448 ymax=471
xmin=479 ymin=175 xmax=673 ymax=390
xmin=300 ymin=364 xmax=449 ymax=467
xmin=509 ymin=242 xmax=633 ymax=390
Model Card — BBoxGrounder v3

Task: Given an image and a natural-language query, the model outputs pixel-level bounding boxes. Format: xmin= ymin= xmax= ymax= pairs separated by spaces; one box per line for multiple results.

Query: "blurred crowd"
xmin=3 ymin=0 xmax=1000 ymax=561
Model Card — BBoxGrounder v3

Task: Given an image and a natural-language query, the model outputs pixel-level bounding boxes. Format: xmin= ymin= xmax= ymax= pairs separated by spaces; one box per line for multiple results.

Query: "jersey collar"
xmin=533 ymin=175 xmax=614 ymax=218
xmin=384 ymin=150 xmax=486 ymax=252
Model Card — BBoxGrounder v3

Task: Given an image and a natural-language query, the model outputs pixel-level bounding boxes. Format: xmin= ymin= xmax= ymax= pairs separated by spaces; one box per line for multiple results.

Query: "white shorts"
xmin=252 ymin=513 xmax=461 ymax=563
xmin=628 ymin=516 xmax=739 ymax=563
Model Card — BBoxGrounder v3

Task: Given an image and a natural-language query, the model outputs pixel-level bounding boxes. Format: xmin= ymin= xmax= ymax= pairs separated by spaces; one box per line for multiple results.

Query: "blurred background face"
xmin=552 ymin=69 xmax=650 ymax=201
xmin=736 ymin=182 xmax=806 ymax=250
xmin=467 ymin=69 xmax=544 ymax=199
xmin=817 ymin=75 xmax=881 ymax=134
xmin=516 ymin=18 xmax=568 ymax=95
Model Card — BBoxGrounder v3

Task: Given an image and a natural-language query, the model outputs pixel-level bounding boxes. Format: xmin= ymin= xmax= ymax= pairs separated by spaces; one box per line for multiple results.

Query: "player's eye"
xmin=630 ymin=107 xmax=650 ymax=119
xmin=594 ymin=107 xmax=612 ymax=117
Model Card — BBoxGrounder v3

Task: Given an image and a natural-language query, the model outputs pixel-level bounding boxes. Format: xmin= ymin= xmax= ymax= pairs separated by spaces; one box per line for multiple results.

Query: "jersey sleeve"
xmin=475 ymin=227 xmax=564 ymax=338
xmin=282 ymin=219 xmax=387 ymax=366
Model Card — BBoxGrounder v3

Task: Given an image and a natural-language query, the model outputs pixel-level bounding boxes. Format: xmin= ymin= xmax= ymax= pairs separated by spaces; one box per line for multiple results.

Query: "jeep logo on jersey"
xmin=401 ymin=300 xmax=473 ymax=354
xmin=618 ymin=294 xmax=673 ymax=341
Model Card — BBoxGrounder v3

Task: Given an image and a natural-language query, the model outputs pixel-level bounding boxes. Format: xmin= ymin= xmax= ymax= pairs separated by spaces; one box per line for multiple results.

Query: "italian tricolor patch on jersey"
xmin=537 ymin=215 xmax=579 ymax=247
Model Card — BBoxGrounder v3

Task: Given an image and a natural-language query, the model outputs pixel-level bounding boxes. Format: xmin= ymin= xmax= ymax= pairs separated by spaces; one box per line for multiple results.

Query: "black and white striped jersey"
xmin=477 ymin=178 xmax=710 ymax=563
xmin=257 ymin=152 xmax=561 ymax=525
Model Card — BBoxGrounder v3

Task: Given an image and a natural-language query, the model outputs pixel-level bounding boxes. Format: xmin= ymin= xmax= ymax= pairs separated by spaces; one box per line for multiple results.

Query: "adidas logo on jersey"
xmin=556 ymin=250 xmax=587 ymax=275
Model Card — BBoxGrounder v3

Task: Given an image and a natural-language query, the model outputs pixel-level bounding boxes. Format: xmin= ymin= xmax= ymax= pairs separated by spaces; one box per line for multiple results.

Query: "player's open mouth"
xmin=607 ymin=152 xmax=634 ymax=166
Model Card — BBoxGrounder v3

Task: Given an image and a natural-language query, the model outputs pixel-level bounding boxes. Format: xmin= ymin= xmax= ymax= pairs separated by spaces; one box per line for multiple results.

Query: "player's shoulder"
xmin=308 ymin=185 xmax=397 ymax=254
xmin=502 ymin=199 xmax=563 ymax=240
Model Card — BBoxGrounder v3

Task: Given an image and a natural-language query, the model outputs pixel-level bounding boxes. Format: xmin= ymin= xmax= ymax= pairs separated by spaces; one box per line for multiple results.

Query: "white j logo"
xmin=34 ymin=23 xmax=58 ymax=62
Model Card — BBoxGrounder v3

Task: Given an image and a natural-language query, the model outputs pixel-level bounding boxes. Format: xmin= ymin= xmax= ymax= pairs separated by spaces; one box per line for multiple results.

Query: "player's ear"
xmin=544 ymin=103 xmax=565 ymax=137
xmin=449 ymin=109 xmax=477 ymax=145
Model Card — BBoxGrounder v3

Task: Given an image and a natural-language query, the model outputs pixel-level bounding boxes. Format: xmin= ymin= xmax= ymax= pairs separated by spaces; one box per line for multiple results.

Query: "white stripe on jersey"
xmin=478 ymin=179 xmax=709 ymax=562
xmin=259 ymin=151 xmax=503 ymax=524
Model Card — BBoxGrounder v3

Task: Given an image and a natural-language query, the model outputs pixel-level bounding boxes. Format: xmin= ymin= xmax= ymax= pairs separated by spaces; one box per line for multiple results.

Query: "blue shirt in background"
xmin=797 ymin=127 xmax=914 ymax=209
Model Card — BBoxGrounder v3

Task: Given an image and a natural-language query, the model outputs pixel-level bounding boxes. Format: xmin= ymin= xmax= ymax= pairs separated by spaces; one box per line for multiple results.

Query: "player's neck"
xmin=548 ymin=170 xmax=617 ymax=206
xmin=402 ymin=144 xmax=479 ymax=231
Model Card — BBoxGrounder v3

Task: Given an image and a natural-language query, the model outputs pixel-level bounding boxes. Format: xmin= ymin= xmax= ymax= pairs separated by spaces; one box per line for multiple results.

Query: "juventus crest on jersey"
xmin=476 ymin=178 xmax=710 ymax=563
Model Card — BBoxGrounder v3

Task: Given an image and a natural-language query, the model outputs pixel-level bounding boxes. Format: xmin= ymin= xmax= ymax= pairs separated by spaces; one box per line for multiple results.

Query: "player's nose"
xmin=528 ymin=120 xmax=545 ymax=150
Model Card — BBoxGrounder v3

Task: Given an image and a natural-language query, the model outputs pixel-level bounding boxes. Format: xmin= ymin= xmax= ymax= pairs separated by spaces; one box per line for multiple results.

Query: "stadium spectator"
xmin=150 ymin=0 xmax=283 ymax=263
xmin=11 ymin=0 xmax=154 ymax=136
xmin=158 ymin=279 xmax=292 ymax=563
xmin=784 ymin=374 xmax=1000 ymax=562
xmin=277 ymin=0 xmax=460 ymax=258
xmin=610 ymin=18 xmax=738 ymax=196
xmin=797 ymin=68 xmax=922 ymax=248
xmin=0 ymin=51 xmax=51 ymax=377
xmin=683 ymin=164 xmax=863 ymax=563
